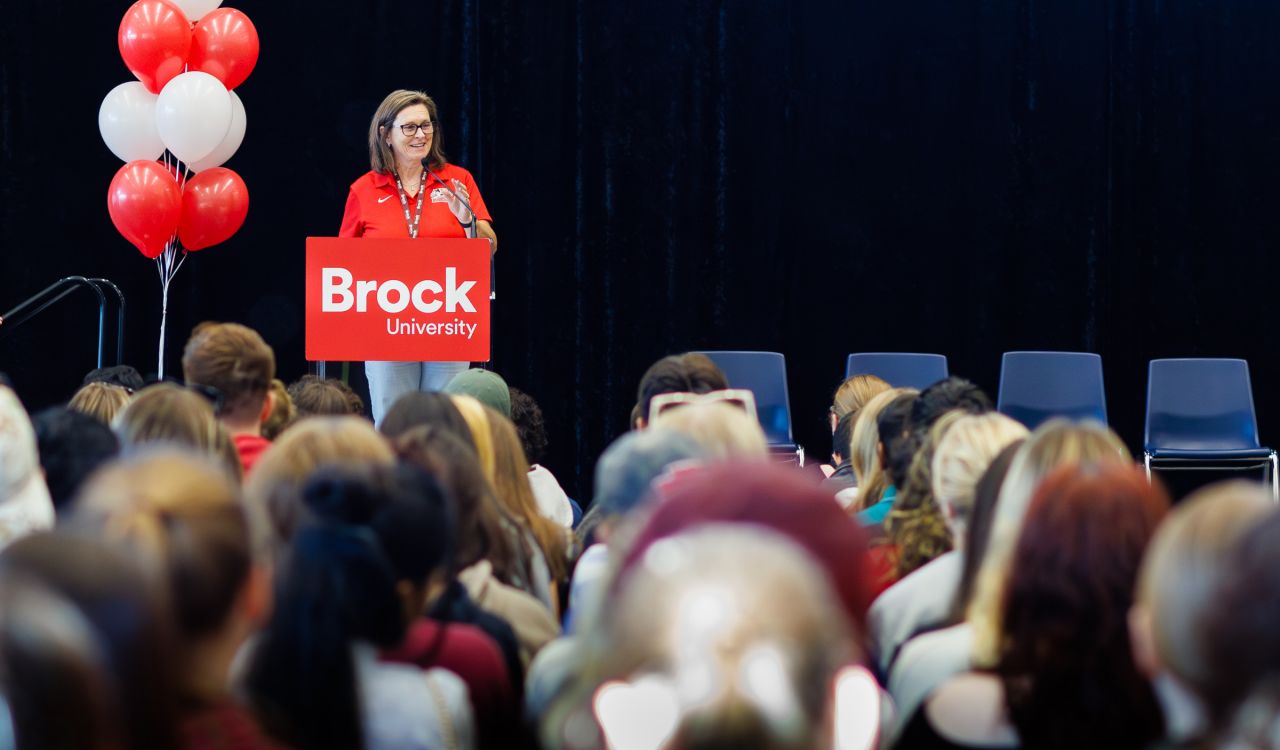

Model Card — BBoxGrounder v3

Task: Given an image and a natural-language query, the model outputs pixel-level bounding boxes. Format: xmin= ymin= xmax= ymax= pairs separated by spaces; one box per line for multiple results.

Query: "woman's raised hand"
xmin=447 ymin=179 xmax=475 ymax=224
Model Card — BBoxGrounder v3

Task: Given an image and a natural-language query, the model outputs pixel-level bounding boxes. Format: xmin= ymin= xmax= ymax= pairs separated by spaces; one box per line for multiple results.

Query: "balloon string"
xmin=153 ymin=148 xmax=192 ymax=378
xmin=155 ymin=237 xmax=187 ymax=379
xmin=157 ymin=241 xmax=172 ymax=380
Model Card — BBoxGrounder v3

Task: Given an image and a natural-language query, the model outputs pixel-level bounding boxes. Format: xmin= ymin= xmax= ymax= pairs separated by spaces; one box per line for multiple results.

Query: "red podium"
xmin=305 ymin=237 xmax=491 ymax=362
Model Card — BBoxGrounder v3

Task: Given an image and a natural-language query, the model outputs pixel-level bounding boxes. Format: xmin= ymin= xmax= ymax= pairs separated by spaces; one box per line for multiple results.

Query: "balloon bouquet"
xmin=99 ymin=0 xmax=258 ymax=377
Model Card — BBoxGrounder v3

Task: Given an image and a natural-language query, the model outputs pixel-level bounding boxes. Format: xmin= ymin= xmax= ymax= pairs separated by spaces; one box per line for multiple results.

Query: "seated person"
xmin=287 ymin=374 xmax=366 ymax=419
xmin=182 ymin=322 xmax=277 ymax=474
xmin=631 ymin=352 xmax=727 ymax=430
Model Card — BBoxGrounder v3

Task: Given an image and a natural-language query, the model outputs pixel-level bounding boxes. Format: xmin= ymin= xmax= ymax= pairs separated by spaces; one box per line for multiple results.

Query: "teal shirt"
xmin=857 ymin=485 xmax=897 ymax=526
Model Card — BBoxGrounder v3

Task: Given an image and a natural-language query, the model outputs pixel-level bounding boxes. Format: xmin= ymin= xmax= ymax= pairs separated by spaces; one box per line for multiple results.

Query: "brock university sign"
xmin=304 ymin=237 xmax=491 ymax=362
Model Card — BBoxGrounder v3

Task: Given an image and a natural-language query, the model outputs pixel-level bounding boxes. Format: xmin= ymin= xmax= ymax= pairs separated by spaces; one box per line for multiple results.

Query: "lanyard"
xmin=393 ymin=169 xmax=427 ymax=239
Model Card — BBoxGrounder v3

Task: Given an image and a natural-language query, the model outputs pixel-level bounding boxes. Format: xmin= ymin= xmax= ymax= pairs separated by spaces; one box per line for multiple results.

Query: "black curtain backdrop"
xmin=3 ymin=1 xmax=1280 ymax=500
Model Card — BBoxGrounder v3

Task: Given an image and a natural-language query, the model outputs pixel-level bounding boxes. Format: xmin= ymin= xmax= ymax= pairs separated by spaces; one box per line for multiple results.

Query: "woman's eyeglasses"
xmin=398 ymin=122 xmax=435 ymax=136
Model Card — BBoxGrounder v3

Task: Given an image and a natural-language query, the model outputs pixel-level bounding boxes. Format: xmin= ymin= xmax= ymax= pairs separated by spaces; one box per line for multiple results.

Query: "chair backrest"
xmin=997 ymin=351 xmax=1108 ymax=430
xmin=1145 ymin=358 xmax=1262 ymax=452
xmin=845 ymin=353 xmax=949 ymax=390
xmin=696 ymin=351 xmax=794 ymax=446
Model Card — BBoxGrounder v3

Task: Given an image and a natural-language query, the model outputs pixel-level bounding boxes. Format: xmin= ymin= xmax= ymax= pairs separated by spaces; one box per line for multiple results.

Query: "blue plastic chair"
xmin=845 ymin=353 xmax=949 ymax=390
xmin=697 ymin=351 xmax=802 ymax=462
xmin=1144 ymin=358 xmax=1278 ymax=500
xmin=997 ymin=351 xmax=1108 ymax=430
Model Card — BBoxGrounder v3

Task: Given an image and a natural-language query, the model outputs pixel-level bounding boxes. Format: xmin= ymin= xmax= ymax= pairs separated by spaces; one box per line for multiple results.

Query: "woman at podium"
xmin=339 ymin=89 xmax=497 ymax=424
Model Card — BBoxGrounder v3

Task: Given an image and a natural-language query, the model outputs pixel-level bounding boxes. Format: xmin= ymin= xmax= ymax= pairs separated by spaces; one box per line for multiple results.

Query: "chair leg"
xmin=1264 ymin=450 xmax=1274 ymax=501
xmin=1144 ymin=453 xmax=1152 ymax=483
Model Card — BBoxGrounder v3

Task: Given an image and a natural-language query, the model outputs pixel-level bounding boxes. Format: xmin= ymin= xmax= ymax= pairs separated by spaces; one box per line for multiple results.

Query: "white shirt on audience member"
xmin=888 ymin=622 xmax=975 ymax=739
xmin=869 ymin=550 xmax=962 ymax=675
xmin=353 ymin=642 xmax=474 ymax=750
xmin=527 ymin=464 xmax=574 ymax=528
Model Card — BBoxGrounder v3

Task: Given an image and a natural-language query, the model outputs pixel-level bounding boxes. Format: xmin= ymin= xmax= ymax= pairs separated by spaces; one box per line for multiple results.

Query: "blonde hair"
xmin=244 ymin=416 xmax=395 ymax=551
xmin=1136 ymin=481 xmax=1274 ymax=693
xmin=931 ymin=413 xmax=1030 ymax=535
xmin=69 ymin=382 xmax=133 ymax=425
xmin=968 ymin=419 xmax=1131 ymax=665
xmin=650 ymin=401 xmax=769 ymax=460
xmin=73 ymin=450 xmax=259 ymax=645
xmin=849 ymin=387 xmax=916 ymax=512
xmin=584 ymin=525 xmax=857 ymax=750
xmin=833 ymin=374 xmax=891 ymax=421
xmin=114 ymin=384 xmax=241 ymax=482
xmin=451 ymin=395 xmax=496 ymax=478
xmin=486 ymin=408 xmax=570 ymax=581
xmin=368 ymin=89 xmax=446 ymax=173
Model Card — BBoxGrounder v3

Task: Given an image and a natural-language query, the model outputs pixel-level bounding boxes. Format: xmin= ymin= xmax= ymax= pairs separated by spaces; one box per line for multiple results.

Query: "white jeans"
xmin=366 ymin=360 xmax=468 ymax=426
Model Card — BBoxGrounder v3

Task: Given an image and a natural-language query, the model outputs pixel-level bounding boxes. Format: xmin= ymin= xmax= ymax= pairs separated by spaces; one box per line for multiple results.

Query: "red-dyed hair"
xmin=618 ymin=461 xmax=873 ymax=635
xmin=997 ymin=464 xmax=1169 ymax=750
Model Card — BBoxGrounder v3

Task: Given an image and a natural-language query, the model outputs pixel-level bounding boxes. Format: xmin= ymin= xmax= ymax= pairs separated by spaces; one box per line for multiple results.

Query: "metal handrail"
xmin=88 ymin=278 xmax=126 ymax=366
xmin=0 ymin=277 xmax=126 ymax=368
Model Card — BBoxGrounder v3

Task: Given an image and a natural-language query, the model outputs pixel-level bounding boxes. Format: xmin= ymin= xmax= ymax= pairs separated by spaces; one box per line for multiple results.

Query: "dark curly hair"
xmin=508 ymin=386 xmax=548 ymax=465
xmin=996 ymin=464 xmax=1167 ymax=749
xmin=884 ymin=411 xmax=964 ymax=577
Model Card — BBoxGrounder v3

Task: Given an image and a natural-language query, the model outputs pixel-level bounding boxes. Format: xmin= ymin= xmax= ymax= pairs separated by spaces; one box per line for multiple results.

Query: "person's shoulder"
xmin=444 ymin=620 xmax=508 ymax=659
xmin=445 ymin=619 xmax=500 ymax=643
xmin=889 ymin=623 xmax=975 ymax=704
xmin=348 ymin=170 xmax=388 ymax=193
xmin=424 ymin=665 xmax=468 ymax=695
xmin=926 ymin=672 xmax=1018 ymax=747
xmin=878 ymin=550 xmax=961 ymax=603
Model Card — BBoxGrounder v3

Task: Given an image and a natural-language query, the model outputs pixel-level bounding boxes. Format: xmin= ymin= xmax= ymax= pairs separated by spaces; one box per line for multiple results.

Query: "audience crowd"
xmin=0 ymin=329 xmax=1277 ymax=749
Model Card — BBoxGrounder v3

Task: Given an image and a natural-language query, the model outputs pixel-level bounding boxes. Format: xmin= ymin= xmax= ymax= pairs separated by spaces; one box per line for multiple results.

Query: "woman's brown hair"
xmin=832 ymin=373 xmax=891 ymax=422
xmin=368 ymin=89 xmax=447 ymax=172
xmin=114 ymin=383 xmax=242 ymax=483
xmin=393 ymin=425 xmax=534 ymax=590
xmin=73 ymin=450 xmax=259 ymax=702
xmin=885 ymin=410 xmax=966 ymax=577
xmin=997 ymin=464 xmax=1168 ymax=748
xmin=486 ymin=408 xmax=570 ymax=582
xmin=244 ymin=416 xmax=395 ymax=552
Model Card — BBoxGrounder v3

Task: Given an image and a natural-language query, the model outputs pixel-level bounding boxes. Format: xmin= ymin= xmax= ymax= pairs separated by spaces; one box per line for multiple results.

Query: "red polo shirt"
xmin=338 ymin=164 xmax=492 ymax=239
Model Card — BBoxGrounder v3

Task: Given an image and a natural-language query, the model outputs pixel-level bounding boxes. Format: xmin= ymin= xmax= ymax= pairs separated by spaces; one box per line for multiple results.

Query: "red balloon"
xmin=108 ymin=161 xmax=182 ymax=259
xmin=118 ymin=0 xmax=192 ymax=94
xmin=178 ymin=167 xmax=249 ymax=251
xmin=189 ymin=9 xmax=259 ymax=91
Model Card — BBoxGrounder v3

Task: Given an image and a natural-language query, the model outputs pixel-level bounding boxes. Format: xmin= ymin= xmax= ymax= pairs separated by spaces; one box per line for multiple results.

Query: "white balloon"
xmin=99 ymin=81 xmax=165 ymax=163
xmin=189 ymin=91 xmax=246 ymax=172
xmin=168 ymin=0 xmax=222 ymax=21
xmin=156 ymin=71 xmax=232 ymax=165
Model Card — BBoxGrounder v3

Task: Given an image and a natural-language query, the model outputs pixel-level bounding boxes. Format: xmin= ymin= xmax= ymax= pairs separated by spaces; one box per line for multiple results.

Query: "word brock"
xmin=321 ymin=267 xmax=477 ymax=314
